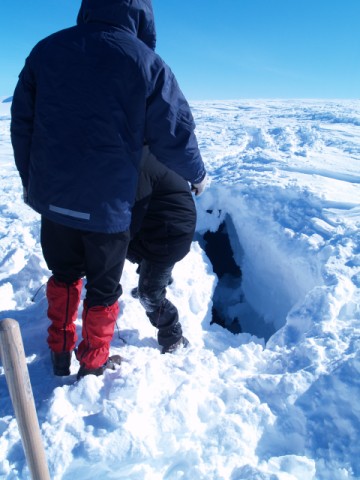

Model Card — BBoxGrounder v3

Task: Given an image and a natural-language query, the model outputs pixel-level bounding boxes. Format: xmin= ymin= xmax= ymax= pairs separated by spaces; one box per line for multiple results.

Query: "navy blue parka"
xmin=11 ymin=0 xmax=205 ymax=233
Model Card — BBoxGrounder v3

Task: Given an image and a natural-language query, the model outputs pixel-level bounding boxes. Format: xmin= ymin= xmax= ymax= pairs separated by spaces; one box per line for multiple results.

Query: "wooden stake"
xmin=0 ymin=318 xmax=50 ymax=480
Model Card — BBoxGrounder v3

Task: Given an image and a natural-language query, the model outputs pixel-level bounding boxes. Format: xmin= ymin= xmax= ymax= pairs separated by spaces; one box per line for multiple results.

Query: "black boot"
xmin=161 ymin=336 xmax=189 ymax=354
xmin=51 ymin=351 xmax=72 ymax=376
xmin=77 ymin=355 xmax=122 ymax=380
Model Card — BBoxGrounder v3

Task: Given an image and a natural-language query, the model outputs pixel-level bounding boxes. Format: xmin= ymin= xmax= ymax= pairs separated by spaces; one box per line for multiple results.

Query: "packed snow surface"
xmin=0 ymin=98 xmax=360 ymax=479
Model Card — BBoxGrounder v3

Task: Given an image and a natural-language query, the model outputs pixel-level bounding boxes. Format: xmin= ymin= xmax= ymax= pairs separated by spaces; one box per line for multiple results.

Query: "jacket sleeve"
xmin=144 ymin=62 xmax=206 ymax=185
xmin=10 ymin=58 xmax=36 ymax=188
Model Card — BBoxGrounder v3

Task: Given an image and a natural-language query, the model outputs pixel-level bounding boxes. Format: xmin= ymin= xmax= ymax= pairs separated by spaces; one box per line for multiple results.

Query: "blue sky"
xmin=1 ymin=0 xmax=359 ymax=100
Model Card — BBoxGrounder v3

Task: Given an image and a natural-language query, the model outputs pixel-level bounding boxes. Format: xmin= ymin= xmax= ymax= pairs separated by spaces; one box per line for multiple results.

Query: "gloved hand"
xmin=191 ymin=173 xmax=208 ymax=196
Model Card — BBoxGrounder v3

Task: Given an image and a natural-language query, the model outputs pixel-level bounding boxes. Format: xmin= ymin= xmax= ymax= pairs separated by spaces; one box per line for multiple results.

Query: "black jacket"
xmin=127 ymin=148 xmax=196 ymax=265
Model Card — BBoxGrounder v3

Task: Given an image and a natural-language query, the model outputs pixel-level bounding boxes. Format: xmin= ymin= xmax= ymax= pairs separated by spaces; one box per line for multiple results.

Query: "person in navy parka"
xmin=10 ymin=0 xmax=207 ymax=379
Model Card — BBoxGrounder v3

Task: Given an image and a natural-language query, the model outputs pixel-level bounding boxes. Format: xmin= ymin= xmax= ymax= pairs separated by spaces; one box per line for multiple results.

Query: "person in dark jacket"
xmin=127 ymin=147 xmax=201 ymax=353
xmin=10 ymin=0 xmax=207 ymax=379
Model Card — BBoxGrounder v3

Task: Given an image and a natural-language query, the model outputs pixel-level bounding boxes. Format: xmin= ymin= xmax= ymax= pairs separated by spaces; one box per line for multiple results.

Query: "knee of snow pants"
xmin=137 ymin=260 xmax=174 ymax=313
xmin=146 ymin=298 xmax=183 ymax=348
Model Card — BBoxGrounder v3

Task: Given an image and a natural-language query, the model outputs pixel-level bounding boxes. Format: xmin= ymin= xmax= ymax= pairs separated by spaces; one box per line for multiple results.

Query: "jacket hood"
xmin=77 ymin=0 xmax=156 ymax=50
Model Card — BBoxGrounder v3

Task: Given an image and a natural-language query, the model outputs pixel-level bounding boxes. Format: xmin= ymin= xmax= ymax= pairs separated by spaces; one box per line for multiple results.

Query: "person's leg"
xmin=41 ymin=217 xmax=86 ymax=284
xmin=137 ymin=260 xmax=187 ymax=352
xmin=45 ymin=276 xmax=83 ymax=351
xmin=41 ymin=217 xmax=84 ymax=375
xmin=76 ymin=230 xmax=130 ymax=375
xmin=131 ymin=262 xmax=173 ymax=298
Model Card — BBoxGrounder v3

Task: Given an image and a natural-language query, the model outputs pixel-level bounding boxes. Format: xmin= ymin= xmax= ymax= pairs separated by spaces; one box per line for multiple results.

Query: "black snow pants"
xmin=137 ymin=260 xmax=182 ymax=349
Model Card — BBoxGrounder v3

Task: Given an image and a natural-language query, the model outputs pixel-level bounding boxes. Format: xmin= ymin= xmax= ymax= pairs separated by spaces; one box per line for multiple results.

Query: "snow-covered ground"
xmin=0 ymin=97 xmax=359 ymax=479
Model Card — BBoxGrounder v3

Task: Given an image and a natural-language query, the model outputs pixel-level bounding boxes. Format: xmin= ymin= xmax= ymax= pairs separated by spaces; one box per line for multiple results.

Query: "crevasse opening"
xmin=195 ymin=187 xmax=324 ymax=343
xmin=196 ymin=213 xmax=276 ymax=340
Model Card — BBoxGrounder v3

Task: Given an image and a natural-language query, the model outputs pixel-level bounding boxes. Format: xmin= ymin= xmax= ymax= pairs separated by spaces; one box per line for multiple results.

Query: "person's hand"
xmin=191 ymin=173 xmax=208 ymax=196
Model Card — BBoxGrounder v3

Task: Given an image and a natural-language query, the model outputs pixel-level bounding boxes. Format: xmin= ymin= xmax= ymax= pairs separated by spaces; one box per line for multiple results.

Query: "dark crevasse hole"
xmin=202 ymin=220 xmax=243 ymax=334
xmin=196 ymin=213 xmax=276 ymax=341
